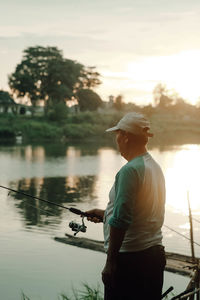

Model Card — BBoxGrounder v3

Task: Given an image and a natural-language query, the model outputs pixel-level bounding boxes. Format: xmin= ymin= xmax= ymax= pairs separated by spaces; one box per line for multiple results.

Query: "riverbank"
xmin=0 ymin=111 xmax=200 ymax=145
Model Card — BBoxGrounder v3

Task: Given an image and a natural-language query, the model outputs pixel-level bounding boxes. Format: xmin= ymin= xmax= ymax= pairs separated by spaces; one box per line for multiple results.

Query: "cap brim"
xmin=105 ymin=126 xmax=119 ymax=132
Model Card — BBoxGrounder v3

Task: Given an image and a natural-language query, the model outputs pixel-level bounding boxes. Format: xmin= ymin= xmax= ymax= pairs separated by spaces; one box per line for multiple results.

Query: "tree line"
xmin=1 ymin=45 xmax=200 ymax=118
xmin=1 ymin=46 xmax=104 ymax=115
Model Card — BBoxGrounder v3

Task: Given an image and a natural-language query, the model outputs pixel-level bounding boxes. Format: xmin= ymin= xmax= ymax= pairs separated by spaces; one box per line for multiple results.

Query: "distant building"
xmin=97 ymin=95 xmax=116 ymax=113
xmin=0 ymin=91 xmax=17 ymax=113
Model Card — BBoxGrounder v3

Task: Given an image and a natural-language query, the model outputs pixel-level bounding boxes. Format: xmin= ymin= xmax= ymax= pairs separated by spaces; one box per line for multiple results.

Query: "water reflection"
xmin=10 ymin=175 xmax=97 ymax=227
xmin=1 ymin=140 xmax=200 ymax=255
xmin=0 ymin=142 xmax=108 ymax=163
xmin=160 ymin=144 xmax=200 ymax=214
xmin=148 ymin=131 xmax=200 ymax=151
xmin=2 ymin=139 xmax=200 ymax=300
xmin=24 ymin=146 xmax=45 ymax=162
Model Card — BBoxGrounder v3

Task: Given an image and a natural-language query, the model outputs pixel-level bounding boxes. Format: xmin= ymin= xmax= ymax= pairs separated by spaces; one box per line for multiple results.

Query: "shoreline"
xmin=0 ymin=112 xmax=200 ymax=145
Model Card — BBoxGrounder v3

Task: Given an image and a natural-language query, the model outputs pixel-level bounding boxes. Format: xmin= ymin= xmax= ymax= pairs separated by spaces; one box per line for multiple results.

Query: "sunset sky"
xmin=1 ymin=0 xmax=200 ymax=105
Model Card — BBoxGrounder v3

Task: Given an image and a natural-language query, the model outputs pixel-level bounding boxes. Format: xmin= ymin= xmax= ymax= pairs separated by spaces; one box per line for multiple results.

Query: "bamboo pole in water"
xmin=188 ymin=191 xmax=195 ymax=263
xmin=187 ymin=191 xmax=200 ymax=300
xmin=187 ymin=191 xmax=196 ymax=300
xmin=195 ymin=264 xmax=200 ymax=300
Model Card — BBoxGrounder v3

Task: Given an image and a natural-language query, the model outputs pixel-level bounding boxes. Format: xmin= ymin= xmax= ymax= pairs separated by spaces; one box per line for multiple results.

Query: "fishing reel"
xmin=69 ymin=216 xmax=87 ymax=236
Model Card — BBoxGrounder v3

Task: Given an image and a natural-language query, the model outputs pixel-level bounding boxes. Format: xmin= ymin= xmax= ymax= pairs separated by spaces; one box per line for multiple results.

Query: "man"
xmin=86 ymin=112 xmax=166 ymax=300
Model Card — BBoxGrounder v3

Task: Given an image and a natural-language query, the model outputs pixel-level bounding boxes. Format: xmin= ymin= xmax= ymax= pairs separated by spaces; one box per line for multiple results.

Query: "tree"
xmin=153 ymin=83 xmax=197 ymax=115
xmin=43 ymin=58 xmax=82 ymax=113
xmin=113 ymin=95 xmax=124 ymax=111
xmin=77 ymin=66 xmax=101 ymax=89
xmin=153 ymin=83 xmax=173 ymax=108
xmin=77 ymin=89 xmax=103 ymax=111
xmin=141 ymin=104 xmax=154 ymax=117
xmin=8 ymin=46 xmax=101 ymax=114
xmin=48 ymin=102 xmax=69 ymax=122
xmin=172 ymin=97 xmax=195 ymax=115
xmin=9 ymin=46 xmax=65 ymax=110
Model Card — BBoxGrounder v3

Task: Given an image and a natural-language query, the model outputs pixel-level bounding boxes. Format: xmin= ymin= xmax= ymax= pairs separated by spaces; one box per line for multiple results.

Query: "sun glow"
xmin=162 ymin=144 xmax=200 ymax=213
xmin=126 ymin=50 xmax=200 ymax=105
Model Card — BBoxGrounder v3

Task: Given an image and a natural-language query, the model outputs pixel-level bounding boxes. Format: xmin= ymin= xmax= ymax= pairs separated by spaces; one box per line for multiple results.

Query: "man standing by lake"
xmin=86 ymin=112 xmax=166 ymax=300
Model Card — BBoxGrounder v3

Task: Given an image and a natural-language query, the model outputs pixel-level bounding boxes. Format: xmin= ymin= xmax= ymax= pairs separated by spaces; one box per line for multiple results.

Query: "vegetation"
xmin=0 ymin=114 xmax=61 ymax=140
xmin=77 ymin=89 xmax=103 ymax=111
xmin=0 ymin=111 xmax=120 ymax=141
xmin=0 ymin=107 xmax=200 ymax=145
xmin=113 ymin=95 xmax=125 ymax=111
xmin=20 ymin=282 xmax=174 ymax=299
xmin=21 ymin=284 xmax=103 ymax=300
xmin=8 ymin=46 xmax=101 ymax=115
xmin=48 ymin=102 xmax=69 ymax=122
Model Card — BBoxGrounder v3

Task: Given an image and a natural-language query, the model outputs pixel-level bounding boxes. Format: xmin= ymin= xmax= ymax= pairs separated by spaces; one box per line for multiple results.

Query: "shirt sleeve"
xmin=109 ymin=166 xmax=139 ymax=229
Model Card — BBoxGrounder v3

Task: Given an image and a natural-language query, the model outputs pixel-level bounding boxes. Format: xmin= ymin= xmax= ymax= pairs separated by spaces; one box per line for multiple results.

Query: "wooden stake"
xmin=188 ymin=191 xmax=195 ymax=263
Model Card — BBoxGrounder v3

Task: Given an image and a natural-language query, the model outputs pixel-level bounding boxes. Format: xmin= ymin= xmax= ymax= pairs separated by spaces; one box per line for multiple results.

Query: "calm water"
xmin=1 ymin=140 xmax=200 ymax=299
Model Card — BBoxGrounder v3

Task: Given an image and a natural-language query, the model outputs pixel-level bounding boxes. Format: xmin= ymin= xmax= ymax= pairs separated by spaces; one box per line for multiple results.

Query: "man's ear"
xmin=124 ymin=138 xmax=129 ymax=143
xmin=124 ymin=132 xmax=129 ymax=143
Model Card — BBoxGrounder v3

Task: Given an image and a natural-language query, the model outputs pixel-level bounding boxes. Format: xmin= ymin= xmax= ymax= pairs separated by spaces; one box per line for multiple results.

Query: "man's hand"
xmin=102 ymin=226 xmax=126 ymax=286
xmin=83 ymin=208 xmax=105 ymax=223
xmin=102 ymin=259 xmax=117 ymax=287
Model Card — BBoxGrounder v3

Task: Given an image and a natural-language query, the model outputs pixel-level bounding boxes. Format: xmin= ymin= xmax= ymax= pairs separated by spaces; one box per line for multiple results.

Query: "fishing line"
xmin=0 ymin=185 xmax=94 ymax=218
xmin=191 ymin=217 xmax=200 ymax=224
xmin=165 ymin=204 xmax=200 ymax=225
xmin=164 ymin=224 xmax=200 ymax=247
xmin=7 ymin=190 xmax=56 ymax=218
xmin=21 ymin=201 xmax=57 ymax=218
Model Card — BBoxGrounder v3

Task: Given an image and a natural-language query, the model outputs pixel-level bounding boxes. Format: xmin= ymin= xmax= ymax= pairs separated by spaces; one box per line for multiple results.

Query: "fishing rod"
xmin=2 ymin=184 xmax=200 ymax=246
xmin=0 ymin=184 xmax=102 ymax=236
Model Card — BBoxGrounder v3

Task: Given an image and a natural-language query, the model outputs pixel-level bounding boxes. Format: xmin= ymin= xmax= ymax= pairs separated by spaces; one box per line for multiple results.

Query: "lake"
xmin=1 ymin=140 xmax=199 ymax=299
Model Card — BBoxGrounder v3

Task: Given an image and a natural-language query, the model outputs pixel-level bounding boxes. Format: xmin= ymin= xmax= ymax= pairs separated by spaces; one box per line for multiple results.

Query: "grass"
xmin=21 ymin=284 xmax=103 ymax=300
xmin=21 ymin=291 xmax=31 ymax=300
xmin=20 ymin=283 xmax=176 ymax=300
xmin=58 ymin=284 xmax=103 ymax=300
xmin=0 ymin=111 xmax=123 ymax=142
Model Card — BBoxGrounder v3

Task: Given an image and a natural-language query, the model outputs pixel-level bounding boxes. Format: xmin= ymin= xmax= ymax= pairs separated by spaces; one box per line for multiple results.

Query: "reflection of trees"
xmin=41 ymin=143 xmax=67 ymax=157
xmin=5 ymin=141 xmax=117 ymax=162
xmin=66 ymin=142 xmax=102 ymax=156
xmin=64 ymin=175 xmax=96 ymax=202
xmin=14 ymin=178 xmax=54 ymax=226
xmin=43 ymin=141 xmax=115 ymax=157
xmin=39 ymin=142 xmax=101 ymax=157
xmin=11 ymin=175 xmax=97 ymax=227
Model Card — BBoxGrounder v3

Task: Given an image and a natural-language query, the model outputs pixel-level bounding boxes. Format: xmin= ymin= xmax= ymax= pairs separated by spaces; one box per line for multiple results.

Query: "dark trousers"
xmin=104 ymin=245 xmax=166 ymax=300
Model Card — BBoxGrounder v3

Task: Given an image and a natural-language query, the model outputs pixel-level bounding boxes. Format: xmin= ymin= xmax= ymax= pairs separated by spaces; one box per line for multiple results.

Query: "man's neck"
xmin=123 ymin=146 xmax=147 ymax=161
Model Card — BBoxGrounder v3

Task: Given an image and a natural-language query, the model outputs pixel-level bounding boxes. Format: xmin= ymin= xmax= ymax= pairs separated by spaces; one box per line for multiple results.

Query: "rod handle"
xmin=69 ymin=207 xmax=85 ymax=215
xmin=69 ymin=207 xmax=103 ymax=222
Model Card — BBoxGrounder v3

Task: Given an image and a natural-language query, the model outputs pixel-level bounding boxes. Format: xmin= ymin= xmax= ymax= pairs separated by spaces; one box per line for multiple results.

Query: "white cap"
xmin=106 ymin=112 xmax=153 ymax=137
